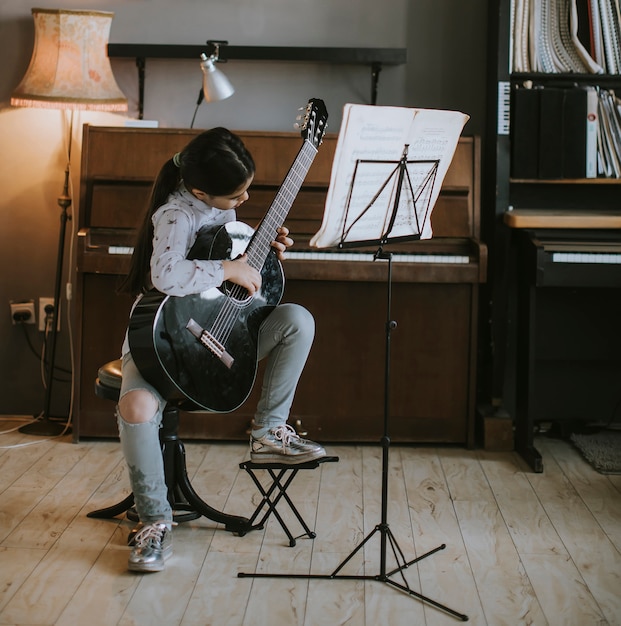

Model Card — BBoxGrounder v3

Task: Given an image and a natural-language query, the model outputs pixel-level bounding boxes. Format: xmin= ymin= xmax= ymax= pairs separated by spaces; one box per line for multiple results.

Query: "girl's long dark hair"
xmin=120 ymin=127 xmax=255 ymax=297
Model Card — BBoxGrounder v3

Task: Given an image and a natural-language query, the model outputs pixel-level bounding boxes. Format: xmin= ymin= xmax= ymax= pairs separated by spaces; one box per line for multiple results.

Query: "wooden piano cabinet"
xmin=73 ymin=127 xmax=484 ymax=445
xmin=77 ymin=274 xmax=134 ymax=438
xmin=282 ymin=280 xmax=477 ymax=444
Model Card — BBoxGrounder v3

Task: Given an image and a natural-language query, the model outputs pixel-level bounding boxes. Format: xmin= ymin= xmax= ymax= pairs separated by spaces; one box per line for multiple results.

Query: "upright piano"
xmin=74 ymin=126 xmax=486 ymax=444
xmin=504 ymin=209 xmax=621 ymax=471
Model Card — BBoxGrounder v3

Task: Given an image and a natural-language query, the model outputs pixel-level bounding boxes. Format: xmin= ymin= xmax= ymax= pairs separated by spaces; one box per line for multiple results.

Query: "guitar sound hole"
xmin=222 ymin=281 xmax=252 ymax=303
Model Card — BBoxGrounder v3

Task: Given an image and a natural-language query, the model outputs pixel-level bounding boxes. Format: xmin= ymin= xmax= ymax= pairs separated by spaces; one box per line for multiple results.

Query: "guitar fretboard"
xmin=246 ymin=139 xmax=319 ymax=271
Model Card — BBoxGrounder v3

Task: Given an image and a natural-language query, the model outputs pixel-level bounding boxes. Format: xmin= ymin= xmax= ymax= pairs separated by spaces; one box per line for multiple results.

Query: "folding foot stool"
xmin=239 ymin=456 xmax=339 ymax=546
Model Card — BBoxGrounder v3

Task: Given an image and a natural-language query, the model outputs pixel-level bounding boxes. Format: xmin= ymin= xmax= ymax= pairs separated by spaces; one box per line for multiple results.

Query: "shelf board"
xmin=108 ymin=44 xmax=407 ymax=65
xmin=107 ymin=43 xmax=407 ymax=116
xmin=511 ymin=177 xmax=621 ymax=184
xmin=511 ymin=72 xmax=621 ymax=86
xmin=504 ymin=208 xmax=621 ymax=229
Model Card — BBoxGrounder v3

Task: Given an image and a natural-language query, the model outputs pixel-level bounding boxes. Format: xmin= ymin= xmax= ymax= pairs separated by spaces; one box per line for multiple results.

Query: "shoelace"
xmin=133 ymin=522 xmax=168 ymax=547
xmin=271 ymin=424 xmax=299 ymax=447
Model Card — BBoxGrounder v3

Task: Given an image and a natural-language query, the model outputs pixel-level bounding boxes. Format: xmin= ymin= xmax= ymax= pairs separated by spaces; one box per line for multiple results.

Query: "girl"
xmin=118 ymin=127 xmax=325 ymax=572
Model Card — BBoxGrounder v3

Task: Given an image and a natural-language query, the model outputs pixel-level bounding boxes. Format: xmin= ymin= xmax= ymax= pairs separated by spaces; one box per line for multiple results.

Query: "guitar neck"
xmin=246 ymin=139 xmax=319 ymax=271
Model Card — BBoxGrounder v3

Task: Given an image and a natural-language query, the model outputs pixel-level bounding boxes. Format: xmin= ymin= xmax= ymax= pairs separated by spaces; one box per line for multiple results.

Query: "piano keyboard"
xmin=107 ymin=246 xmax=469 ymax=264
xmin=287 ymin=251 xmax=470 ymax=264
xmin=497 ymin=81 xmax=511 ymax=135
xmin=552 ymin=252 xmax=621 ymax=264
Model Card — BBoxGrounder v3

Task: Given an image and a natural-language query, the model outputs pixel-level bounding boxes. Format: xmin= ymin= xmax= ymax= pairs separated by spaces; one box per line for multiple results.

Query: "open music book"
xmin=310 ymin=104 xmax=469 ymax=249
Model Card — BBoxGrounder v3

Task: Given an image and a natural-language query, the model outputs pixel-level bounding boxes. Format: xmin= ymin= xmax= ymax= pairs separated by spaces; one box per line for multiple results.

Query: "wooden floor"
xmin=0 ymin=416 xmax=620 ymax=626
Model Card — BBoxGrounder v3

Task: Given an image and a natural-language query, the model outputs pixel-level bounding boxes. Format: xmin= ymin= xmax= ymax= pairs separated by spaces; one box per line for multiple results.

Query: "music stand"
xmin=239 ymin=143 xmax=468 ymax=622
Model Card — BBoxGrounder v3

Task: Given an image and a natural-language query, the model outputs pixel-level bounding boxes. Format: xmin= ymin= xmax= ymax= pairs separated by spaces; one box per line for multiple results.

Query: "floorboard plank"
xmin=542 ymin=437 xmax=621 ymax=551
xmin=441 ymin=449 xmax=548 ymax=625
xmin=0 ymin=546 xmax=47 ymax=613
xmin=402 ymin=447 xmax=486 ymax=625
xmin=527 ymin=438 xmax=621 ymax=626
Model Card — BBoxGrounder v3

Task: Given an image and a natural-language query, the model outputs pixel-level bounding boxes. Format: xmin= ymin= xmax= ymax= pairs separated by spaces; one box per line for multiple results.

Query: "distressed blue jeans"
xmin=117 ymin=303 xmax=314 ymax=524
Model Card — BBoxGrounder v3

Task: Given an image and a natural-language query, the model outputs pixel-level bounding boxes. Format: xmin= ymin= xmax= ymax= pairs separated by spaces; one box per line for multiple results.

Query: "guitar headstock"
xmin=298 ymin=98 xmax=328 ymax=148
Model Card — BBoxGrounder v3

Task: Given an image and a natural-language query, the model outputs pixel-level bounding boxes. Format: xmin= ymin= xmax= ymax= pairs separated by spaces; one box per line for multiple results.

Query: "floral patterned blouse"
xmin=121 ymin=183 xmax=235 ymax=356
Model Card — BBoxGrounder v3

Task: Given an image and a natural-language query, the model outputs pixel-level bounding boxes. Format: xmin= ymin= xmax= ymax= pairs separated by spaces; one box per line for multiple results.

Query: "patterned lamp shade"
xmin=11 ymin=8 xmax=128 ymax=111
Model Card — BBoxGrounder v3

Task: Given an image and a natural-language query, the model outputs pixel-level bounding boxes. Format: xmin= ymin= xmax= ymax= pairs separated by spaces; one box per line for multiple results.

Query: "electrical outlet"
xmin=39 ymin=297 xmax=58 ymax=332
xmin=10 ymin=300 xmax=36 ymax=325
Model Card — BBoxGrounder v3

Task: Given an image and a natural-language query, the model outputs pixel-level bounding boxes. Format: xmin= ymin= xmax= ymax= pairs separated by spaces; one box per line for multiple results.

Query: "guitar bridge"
xmin=186 ymin=318 xmax=234 ymax=369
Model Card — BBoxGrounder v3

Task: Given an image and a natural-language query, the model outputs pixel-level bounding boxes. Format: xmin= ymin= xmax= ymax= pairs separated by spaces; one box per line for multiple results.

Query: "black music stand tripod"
xmin=239 ymin=146 xmax=468 ymax=622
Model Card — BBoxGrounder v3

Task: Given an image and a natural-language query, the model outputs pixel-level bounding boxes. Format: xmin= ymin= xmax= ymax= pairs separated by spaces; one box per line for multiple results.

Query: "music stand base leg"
xmin=238 ymin=527 xmax=468 ymax=622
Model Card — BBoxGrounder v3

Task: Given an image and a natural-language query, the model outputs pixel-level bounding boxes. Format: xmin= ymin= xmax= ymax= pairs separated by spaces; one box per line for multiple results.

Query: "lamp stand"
xmin=19 ymin=166 xmax=71 ymax=436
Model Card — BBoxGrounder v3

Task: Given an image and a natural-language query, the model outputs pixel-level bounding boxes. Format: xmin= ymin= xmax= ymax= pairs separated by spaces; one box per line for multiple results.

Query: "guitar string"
xmin=206 ymin=142 xmax=317 ymax=346
xmin=210 ymin=146 xmax=314 ymax=342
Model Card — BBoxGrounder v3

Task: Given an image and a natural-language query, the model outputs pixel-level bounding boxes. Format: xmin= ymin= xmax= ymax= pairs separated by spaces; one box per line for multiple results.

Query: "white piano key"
xmin=552 ymin=252 xmax=621 ymax=264
xmin=108 ymin=246 xmax=134 ymax=255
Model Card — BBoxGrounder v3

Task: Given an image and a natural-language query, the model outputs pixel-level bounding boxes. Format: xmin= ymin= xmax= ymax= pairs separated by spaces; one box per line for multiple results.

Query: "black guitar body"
xmin=129 ymin=222 xmax=284 ymax=412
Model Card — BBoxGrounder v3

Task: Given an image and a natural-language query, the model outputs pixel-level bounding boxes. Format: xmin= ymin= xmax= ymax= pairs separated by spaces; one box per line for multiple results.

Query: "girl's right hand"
xmin=222 ymin=254 xmax=262 ymax=295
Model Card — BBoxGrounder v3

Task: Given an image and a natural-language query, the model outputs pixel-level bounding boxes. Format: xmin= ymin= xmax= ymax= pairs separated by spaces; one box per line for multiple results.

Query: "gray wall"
xmin=0 ymin=0 xmax=487 ymax=417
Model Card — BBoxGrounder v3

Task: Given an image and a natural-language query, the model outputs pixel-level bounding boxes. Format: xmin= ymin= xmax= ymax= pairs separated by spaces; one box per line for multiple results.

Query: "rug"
xmin=570 ymin=430 xmax=621 ymax=474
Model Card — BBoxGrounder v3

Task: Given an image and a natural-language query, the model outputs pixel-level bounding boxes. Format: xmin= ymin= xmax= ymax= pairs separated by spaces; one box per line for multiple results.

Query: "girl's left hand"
xmin=271 ymin=226 xmax=293 ymax=260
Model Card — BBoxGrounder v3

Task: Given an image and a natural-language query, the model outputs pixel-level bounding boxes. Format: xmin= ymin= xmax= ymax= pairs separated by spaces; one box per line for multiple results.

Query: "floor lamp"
xmin=11 ymin=8 xmax=128 ymax=436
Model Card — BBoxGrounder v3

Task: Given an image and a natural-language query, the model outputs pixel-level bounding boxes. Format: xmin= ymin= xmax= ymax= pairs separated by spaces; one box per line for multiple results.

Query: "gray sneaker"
xmin=128 ymin=522 xmax=172 ymax=572
xmin=251 ymin=424 xmax=326 ymax=464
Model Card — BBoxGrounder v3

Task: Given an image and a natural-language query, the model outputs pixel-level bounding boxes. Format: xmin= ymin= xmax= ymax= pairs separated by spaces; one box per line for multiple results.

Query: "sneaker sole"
xmin=250 ymin=449 xmax=326 ymax=465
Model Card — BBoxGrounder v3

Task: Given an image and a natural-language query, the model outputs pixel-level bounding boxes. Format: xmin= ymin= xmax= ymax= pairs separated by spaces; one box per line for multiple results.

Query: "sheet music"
xmin=600 ymin=0 xmax=621 ymax=73
xmin=512 ymin=0 xmax=531 ymax=71
xmin=309 ymin=104 xmax=469 ymax=249
xmin=556 ymin=0 xmax=589 ymax=71
xmin=517 ymin=0 xmax=616 ymax=73
xmin=569 ymin=0 xmax=604 ymax=73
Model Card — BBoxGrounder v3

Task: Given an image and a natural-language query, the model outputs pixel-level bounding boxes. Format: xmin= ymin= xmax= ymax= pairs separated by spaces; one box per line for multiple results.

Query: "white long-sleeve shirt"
xmin=151 ymin=184 xmax=236 ymax=295
xmin=121 ymin=184 xmax=236 ymax=355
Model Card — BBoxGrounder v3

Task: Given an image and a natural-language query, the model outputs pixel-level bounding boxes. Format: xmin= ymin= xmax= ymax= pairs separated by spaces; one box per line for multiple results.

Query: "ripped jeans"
xmin=117 ymin=303 xmax=315 ymax=524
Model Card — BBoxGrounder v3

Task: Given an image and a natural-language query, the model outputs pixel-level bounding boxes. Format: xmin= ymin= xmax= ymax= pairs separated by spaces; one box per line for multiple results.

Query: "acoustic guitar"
xmin=129 ymin=98 xmax=328 ymax=412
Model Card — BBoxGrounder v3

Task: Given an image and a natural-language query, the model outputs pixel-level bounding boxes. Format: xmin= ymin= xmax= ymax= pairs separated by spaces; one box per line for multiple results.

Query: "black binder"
xmin=562 ymin=87 xmax=588 ymax=179
xmin=538 ymin=87 xmax=565 ymax=179
xmin=511 ymin=86 xmax=540 ymax=179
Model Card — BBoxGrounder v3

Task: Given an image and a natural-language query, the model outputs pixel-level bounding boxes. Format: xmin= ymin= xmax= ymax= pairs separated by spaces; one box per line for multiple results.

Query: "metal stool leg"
xmin=87 ymin=493 xmax=135 ymax=520
xmin=244 ymin=468 xmax=299 ymax=546
xmin=265 ymin=468 xmax=316 ymax=541
xmin=239 ymin=458 xmax=340 ymax=546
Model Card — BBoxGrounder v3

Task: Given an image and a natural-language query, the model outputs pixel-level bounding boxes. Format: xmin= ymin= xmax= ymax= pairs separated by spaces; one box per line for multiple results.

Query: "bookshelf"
xmin=483 ymin=0 xmax=621 ymax=471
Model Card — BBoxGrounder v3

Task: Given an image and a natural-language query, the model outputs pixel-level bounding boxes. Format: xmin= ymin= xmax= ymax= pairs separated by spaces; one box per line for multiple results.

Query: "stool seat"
xmin=240 ymin=455 xmax=339 ymax=471
xmin=95 ymin=358 xmax=123 ymax=402
xmin=97 ymin=359 xmax=122 ymax=389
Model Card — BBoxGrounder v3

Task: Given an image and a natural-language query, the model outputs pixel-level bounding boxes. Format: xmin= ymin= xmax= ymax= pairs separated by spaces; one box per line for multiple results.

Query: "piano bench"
xmin=239 ymin=455 xmax=339 ymax=547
